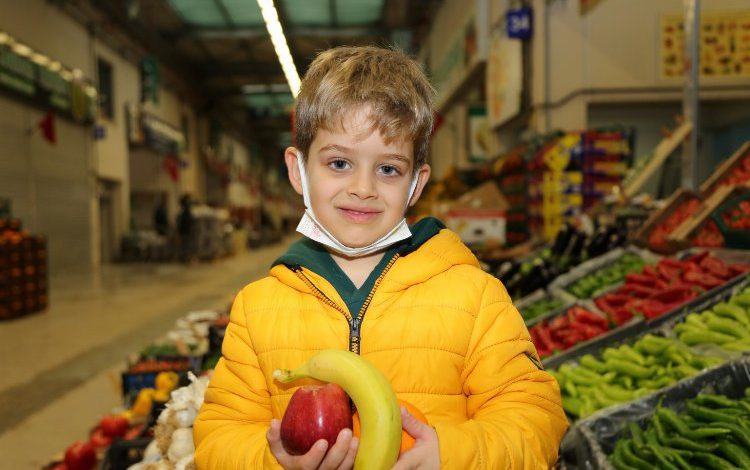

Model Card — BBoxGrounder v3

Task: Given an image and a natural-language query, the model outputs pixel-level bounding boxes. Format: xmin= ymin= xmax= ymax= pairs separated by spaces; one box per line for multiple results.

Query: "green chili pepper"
xmin=694 ymin=394 xmax=742 ymax=409
xmin=714 ymin=303 xmax=750 ymax=327
xmin=562 ymin=397 xmax=583 ymax=417
xmin=686 ymin=402 xmax=740 ymax=424
xmin=647 ymin=445 xmax=681 ymax=470
xmin=679 ymin=330 xmax=736 ymax=346
xmin=656 ymin=407 xmax=690 ymax=435
xmin=684 ymin=427 xmax=732 ymax=439
xmin=628 ymin=421 xmax=645 ymax=448
xmin=693 ymin=451 xmax=738 ymax=470
xmin=579 ymin=354 xmax=608 ymax=373
xmin=714 ymin=421 xmax=750 ymax=449
xmin=605 ymin=358 xmax=652 ymax=379
xmin=717 ymin=441 xmax=750 ymax=469
xmin=706 ymin=317 xmax=750 ymax=339
xmin=621 ymin=439 xmax=652 ymax=470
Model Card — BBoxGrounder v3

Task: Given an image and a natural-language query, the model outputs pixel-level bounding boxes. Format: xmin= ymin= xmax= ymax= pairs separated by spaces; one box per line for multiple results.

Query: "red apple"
xmin=99 ymin=415 xmax=129 ymax=438
xmin=280 ymin=383 xmax=353 ymax=455
xmin=89 ymin=428 xmax=112 ymax=450
xmin=64 ymin=441 xmax=96 ymax=470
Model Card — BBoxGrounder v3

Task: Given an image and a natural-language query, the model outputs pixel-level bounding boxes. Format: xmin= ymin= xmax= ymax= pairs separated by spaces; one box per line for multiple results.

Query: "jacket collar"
xmin=270 ymin=217 xmax=479 ymax=297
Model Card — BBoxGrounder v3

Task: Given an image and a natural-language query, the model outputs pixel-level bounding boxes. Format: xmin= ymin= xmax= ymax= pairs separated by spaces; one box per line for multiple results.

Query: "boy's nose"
xmin=348 ymin=170 xmax=377 ymax=199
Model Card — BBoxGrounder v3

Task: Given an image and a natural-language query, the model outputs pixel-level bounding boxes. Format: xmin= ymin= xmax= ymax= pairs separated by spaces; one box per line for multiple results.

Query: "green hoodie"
xmin=273 ymin=217 xmax=445 ymax=316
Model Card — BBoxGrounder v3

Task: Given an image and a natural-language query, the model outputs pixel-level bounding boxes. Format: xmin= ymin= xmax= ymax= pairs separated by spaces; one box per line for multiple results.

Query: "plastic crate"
xmin=562 ymin=357 xmax=750 ymax=470
xmin=100 ymin=437 xmax=152 ymax=470
xmin=711 ymin=188 xmax=750 ymax=249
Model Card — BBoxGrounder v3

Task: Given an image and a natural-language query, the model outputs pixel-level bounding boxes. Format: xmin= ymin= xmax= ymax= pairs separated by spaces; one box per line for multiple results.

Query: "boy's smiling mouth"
xmin=336 ymin=206 xmax=382 ymax=223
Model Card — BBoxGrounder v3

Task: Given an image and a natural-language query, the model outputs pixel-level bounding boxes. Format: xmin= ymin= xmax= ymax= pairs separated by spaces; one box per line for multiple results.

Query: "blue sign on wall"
xmin=506 ymin=7 xmax=533 ymax=40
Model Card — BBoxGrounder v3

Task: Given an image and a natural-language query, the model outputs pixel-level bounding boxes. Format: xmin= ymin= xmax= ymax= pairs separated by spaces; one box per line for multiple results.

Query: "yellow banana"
xmin=273 ymin=349 xmax=401 ymax=470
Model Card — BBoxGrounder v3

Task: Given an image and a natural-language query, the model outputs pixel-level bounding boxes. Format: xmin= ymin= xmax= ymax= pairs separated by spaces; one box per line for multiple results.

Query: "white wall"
xmin=0 ymin=0 xmax=96 ymax=274
xmin=531 ymin=0 xmax=750 ymax=132
xmin=0 ymin=0 xmax=207 ymax=271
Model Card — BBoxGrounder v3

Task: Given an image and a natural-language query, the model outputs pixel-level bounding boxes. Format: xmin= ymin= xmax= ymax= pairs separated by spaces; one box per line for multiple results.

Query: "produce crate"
xmin=711 ymin=187 xmax=750 ymax=249
xmin=562 ymin=357 xmax=750 ymax=470
xmin=699 ymin=140 xmax=750 ymax=197
xmin=668 ymin=184 xmax=743 ymax=250
xmin=544 ymin=271 xmax=749 ymax=371
xmin=548 ymin=247 xmax=657 ymax=303
xmin=633 ymin=188 xmax=701 ymax=254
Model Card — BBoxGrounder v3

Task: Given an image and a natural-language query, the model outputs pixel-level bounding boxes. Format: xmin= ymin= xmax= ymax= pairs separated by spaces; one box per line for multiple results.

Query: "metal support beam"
xmin=682 ymin=0 xmax=700 ymax=191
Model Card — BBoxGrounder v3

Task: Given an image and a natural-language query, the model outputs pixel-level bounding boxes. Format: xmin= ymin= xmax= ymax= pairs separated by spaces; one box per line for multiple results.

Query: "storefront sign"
xmin=487 ymin=28 xmax=522 ymax=128
xmin=468 ymin=106 xmax=489 ymax=163
xmin=506 ymin=7 xmax=533 ymax=40
xmin=0 ymin=32 xmax=97 ymax=124
xmin=661 ymin=11 xmax=750 ymax=79
xmin=140 ymin=55 xmax=160 ymax=104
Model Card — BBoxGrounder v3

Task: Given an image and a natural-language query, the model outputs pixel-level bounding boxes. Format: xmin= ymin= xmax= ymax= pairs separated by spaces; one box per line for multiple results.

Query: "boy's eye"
xmin=379 ymin=165 xmax=401 ymax=176
xmin=329 ymin=159 xmax=351 ymax=170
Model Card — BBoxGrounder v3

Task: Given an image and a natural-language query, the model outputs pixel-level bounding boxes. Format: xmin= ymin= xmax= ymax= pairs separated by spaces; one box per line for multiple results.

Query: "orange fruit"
xmin=351 ymin=399 xmax=428 ymax=456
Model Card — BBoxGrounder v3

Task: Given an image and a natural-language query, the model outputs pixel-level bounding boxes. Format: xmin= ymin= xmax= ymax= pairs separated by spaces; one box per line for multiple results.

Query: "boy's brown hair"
xmin=295 ymin=46 xmax=435 ymax=170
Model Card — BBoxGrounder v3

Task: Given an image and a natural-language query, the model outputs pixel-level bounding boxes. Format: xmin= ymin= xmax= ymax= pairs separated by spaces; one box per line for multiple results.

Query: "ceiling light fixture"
xmin=256 ymin=0 xmax=301 ymax=97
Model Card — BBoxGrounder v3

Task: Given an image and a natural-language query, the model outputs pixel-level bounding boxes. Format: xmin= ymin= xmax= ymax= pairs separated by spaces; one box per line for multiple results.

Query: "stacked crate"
xmin=0 ymin=219 xmax=48 ymax=320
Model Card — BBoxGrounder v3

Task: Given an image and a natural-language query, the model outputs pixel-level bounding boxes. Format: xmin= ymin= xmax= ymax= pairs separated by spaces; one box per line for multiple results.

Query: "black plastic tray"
xmin=561 ymin=357 xmax=750 ymax=469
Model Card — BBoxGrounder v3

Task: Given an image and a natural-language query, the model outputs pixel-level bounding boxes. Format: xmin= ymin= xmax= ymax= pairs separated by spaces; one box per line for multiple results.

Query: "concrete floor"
xmin=0 ymin=237 xmax=294 ymax=469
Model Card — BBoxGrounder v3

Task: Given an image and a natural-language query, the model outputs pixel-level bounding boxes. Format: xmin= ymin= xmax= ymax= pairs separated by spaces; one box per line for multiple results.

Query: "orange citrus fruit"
xmin=351 ymin=399 xmax=428 ymax=455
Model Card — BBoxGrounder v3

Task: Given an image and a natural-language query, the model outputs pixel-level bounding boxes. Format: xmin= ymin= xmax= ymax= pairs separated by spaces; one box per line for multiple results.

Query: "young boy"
xmin=194 ymin=46 xmax=567 ymax=469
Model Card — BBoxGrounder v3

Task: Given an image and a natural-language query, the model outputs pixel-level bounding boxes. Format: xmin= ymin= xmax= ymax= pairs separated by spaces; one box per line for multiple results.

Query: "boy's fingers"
xmin=318 ymin=428 xmax=353 ymax=470
xmin=401 ymin=406 xmax=429 ymax=440
xmin=336 ymin=436 xmax=359 ymax=470
xmin=266 ymin=419 xmax=287 ymax=456
xmin=298 ymin=439 xmax=328 ymax=470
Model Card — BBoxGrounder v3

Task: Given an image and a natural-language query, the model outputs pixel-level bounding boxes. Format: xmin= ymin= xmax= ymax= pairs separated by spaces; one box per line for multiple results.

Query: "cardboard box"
xmin=444 ymin=181 xmax=508 ymax=245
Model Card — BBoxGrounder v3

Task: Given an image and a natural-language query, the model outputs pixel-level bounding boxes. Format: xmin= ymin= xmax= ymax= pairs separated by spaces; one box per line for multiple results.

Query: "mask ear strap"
xmin=296 ymin=151 xmax=313 ymax=210
xmin=406 ymin=171 xmax=420 ymax=208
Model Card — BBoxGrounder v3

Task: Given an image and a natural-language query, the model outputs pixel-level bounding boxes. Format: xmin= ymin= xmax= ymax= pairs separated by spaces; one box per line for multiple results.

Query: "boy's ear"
xmin=408 ymin=164 xmax=432 ymax=207
xmin=284 ymin=147 xmax=303 ymax=196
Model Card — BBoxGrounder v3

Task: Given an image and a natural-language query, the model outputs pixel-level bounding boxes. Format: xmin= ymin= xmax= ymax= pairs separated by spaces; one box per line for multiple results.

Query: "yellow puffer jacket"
xmin=194 ymin=228 xmax=568 ymax=469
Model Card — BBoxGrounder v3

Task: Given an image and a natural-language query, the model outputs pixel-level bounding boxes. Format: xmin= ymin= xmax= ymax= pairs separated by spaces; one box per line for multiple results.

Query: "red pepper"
xmin=639 ymin=299 xmax=671 ymax=319
xmin=647 ymin=286 xmax=693 ymax=304
xmin=700 ymin=256 xmax=732 ymax=279
xmin=625 ymin=273 xmax=657 ymax=287
xmin=685 ymin=251 xmax=710 ymax=265
xmin=619 ymin=283 xmax=657 ymax=298
xmin=657 ymin=261 xmax=683 ymax=282
xmin=574 ymin=308 xmax=609 ymax=330
xmin=531 ymin=324 xmax=557 ymax=354
xmin=683 ymin=270 xmax=724 ymax=289
xmin=729 ymin=264 xmax=750 ymax=276
xmin=641 ymin=265 xmax=659 ymax=280
xmin=609 ymin=307 xmax=634 ymax=326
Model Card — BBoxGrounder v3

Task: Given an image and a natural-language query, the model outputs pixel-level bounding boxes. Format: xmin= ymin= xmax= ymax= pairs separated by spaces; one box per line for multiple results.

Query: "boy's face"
xmin=285 ymin=110 xmax=431 ymax=248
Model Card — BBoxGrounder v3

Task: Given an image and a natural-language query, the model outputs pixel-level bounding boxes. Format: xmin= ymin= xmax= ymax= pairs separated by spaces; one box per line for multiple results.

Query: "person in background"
xmin=194 ymin=46 xmax=567 ymax=469
xmin=153 ymin=195 xmax=169 ymax=237
xmin=177 ymin=194 xmax=194 ymax=262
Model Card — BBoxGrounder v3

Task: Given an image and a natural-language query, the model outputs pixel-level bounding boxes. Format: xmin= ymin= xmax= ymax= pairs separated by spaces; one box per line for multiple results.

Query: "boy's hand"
xmin=267 ymin=419 xmax=359 ymax=470
xmin=391 ymin=406 xmax=440 ymax=470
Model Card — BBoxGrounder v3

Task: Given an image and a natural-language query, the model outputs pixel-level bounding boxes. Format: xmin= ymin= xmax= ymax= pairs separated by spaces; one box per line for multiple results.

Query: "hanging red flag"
xmin=38 ymin=111 xmax=56 ymax=145
xmin=163 ymin=154 xmax=180 ymax=182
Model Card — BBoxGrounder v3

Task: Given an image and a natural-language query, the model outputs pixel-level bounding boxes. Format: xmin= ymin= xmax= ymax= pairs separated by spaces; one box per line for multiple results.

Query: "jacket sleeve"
xmin=432 ymin=276 xmax=569 ymax=469
xmin=193 ymin=290 xmax=283 ymax=469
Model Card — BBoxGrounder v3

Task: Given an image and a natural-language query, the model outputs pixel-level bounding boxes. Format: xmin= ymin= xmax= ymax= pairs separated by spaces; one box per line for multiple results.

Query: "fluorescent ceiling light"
xmin=256 ymin=0 xmax=301 ymax=97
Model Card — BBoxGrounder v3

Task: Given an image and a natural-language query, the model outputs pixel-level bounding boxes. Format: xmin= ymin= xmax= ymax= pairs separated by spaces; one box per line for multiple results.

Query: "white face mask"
xmin=295 ymin=151 xmax=420 ymax=257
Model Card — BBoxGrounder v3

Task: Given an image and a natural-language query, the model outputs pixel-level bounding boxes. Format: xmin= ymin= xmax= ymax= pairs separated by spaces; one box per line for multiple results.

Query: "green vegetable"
xmin=717 ymin=441 xmax=750 ymax=469
xmin=621 ymin=440 xmax=652 ymax=470
xmin=693 ymin=452 xmax=738 ymax=470
xmin=687 ymin=403 xmax=743 ymax=424
xmin=679 ymin=330 xmax=736 ymax=346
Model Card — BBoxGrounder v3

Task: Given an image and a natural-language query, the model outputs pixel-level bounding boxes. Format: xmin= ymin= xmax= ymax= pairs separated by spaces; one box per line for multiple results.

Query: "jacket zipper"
xmin=291 ymin=253 xmax=400 ymax=354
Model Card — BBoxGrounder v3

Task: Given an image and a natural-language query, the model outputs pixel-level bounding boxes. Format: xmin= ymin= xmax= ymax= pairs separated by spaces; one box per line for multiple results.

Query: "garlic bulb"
xmin=167 ymin=428 xmax=195 ymax=462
